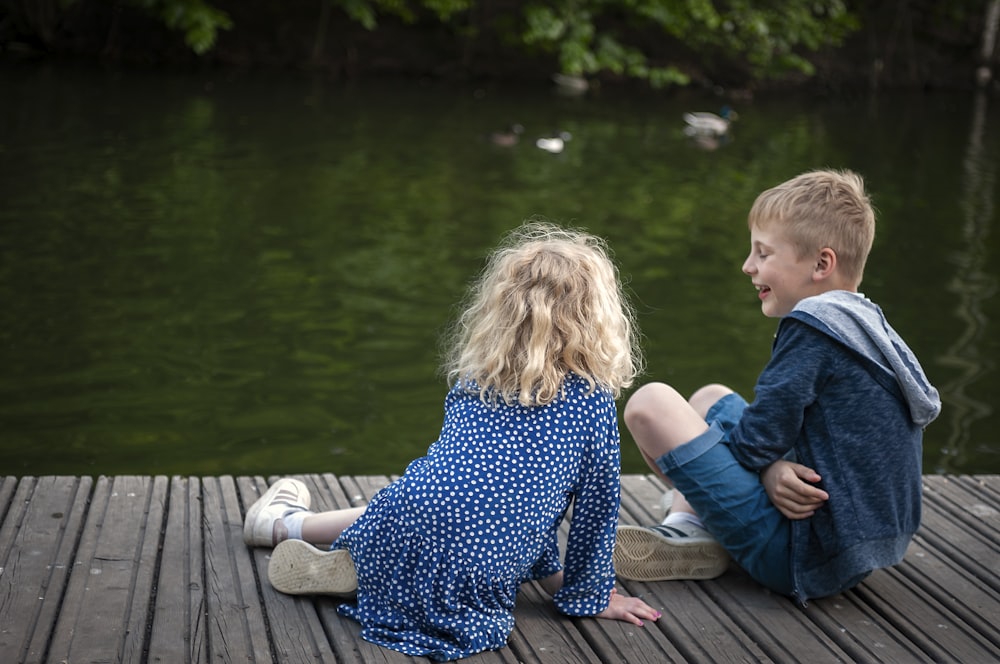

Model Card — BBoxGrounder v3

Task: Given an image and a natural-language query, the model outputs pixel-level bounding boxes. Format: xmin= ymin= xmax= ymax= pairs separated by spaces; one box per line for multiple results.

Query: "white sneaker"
xmin=243 ymin=478 xmax=311 ymax=547
xmin=268 ymin=539 xmax=357 ymax=597
xmin=614 ymin=522 xmax=729 ymax=582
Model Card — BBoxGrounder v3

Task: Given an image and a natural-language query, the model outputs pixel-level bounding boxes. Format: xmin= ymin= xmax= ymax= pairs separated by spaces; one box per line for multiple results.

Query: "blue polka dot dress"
xmin=333 ymin=373 xmax=621 ymax=661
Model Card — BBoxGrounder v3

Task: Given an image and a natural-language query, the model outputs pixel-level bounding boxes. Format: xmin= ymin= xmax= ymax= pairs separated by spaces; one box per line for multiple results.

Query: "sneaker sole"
xmin=614 ymin=525 xmax=729 ymax=582
xmin=268 ymin=539 xmax=358 ymax=597
xmin=243 ymin=479 xmax=311 ymax=547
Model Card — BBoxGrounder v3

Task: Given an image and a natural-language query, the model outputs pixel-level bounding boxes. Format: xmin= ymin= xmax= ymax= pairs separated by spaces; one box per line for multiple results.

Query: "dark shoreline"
xmin=3 ymin=2 xmax=998 ymax=97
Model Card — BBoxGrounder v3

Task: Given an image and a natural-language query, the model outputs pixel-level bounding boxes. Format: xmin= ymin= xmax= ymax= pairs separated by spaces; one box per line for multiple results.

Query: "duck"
xmin=551 ymin=73 xmax=589 ymax=96
xmin=690 ymin=132 xmax=731 ymax=151
xmin=535 ymin=131 xmax=572 ymax=153
xmin=489 ymin=123 xmax=524 ymax=147
xmin=683 ymin=106 xmax=738 ymax=136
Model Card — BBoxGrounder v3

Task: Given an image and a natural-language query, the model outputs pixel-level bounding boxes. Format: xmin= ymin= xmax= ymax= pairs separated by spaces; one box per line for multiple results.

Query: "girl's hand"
xmin=595 ymin=588 xmax=661 ymax=626
xmin=761 ymin=459 xmax=829 ymax=519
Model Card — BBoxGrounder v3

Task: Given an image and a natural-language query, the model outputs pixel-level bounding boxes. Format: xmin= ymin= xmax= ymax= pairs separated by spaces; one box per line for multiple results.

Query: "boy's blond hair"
xmin=443 ymin=221 xmax=642 ymax=407
xmin=748 ymin=169 xmax=876 ymax=287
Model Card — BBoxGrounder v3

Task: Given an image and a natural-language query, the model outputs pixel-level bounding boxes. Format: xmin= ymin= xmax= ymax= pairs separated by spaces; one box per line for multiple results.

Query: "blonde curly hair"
xmin=443 ymin=221 xmax=643 ymax=407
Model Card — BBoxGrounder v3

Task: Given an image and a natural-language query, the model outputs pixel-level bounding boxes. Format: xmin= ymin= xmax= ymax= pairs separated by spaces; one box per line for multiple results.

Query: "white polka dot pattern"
xmin=334 ymin=373 xmax=621 ymax=660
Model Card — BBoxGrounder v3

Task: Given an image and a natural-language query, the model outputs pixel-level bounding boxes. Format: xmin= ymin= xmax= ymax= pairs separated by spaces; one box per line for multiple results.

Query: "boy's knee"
xmin=624 ymin=382 xmax=683 ymax=429
xmin=689 ymin=384 xmax=733 ymax=418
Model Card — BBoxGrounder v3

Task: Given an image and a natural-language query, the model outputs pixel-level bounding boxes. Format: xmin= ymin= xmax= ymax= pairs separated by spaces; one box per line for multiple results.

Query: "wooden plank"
xmin=846 ymin=563 xmax=1000 ymax=662
xmin=693 ymin=573 xmax=852 ymax=663
xmin=0 ymin=476 xmax=92 ymax=664
xmin=0 ymin=475 xmax=19 ymax=524
xmin=626 ymin=574 xmax=779 ymax=662
xmin=842 ymin=479 xmax=997 ymax=661
xmin=147 ymin=475 xmax=209 ymax=663
xmin=619 ymin=473 xmax=671 ymax=523
xmin=619 ymin=475 xmax=780 ymax=663
xmin=46 ymin=475 xmax=165 ymax=663
xmin=570 ymin=611 xmax=687 ymax=664
xmin=124 ymin=476 xmax=169 ymax=663
xmin=307 ymin=474 xmax=423 ymax=664
xmin=895 ymin=478 xmax=1000 ymax=656
xmin=916 ymin=504 xmax=1000 ymax=604
xmin=345 ymin=475 xmax=393 ymax=504
xmin=923 ymin=474 xmax=1000 ymax=544
xmin=314 ymin=473 xmax=367 ymax=510
xmin=972 ymin=474 xmax=1000 ymax=501
xmin=4 ymin=474 xmax=999 ymax=664
xmin=238 ymin=475 xmax=338 ymax=662
xmin=200 ymin=475 xmax=274 ymax=662
xmin=549 ymin=476 xmax=689 ymax=663
xmin=505 ymin=581 xmax=602 ymax=664
xmin=792 ymin=570 xmax=942 ymax=664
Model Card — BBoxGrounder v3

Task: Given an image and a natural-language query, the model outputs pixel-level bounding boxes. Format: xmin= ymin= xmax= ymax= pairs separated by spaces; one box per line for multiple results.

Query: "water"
xmin=1 ymin=62 xmax=998 ymax=477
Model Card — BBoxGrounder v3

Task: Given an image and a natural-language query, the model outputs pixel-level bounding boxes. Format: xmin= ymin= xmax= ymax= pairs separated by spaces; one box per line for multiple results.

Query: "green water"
xmin=1 ymin=63 xmax=997 ymax=477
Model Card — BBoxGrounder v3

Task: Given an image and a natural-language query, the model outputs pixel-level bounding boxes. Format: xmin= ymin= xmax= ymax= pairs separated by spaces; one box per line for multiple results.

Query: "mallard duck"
xmin=535 ymin=131 xmax=572 ymax=153
xmin=683 ymin=106 xmax=738 ymax=136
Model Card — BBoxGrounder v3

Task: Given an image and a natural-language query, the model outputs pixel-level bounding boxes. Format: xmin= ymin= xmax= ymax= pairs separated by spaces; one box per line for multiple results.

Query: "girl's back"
xmin=349 ymin=375 xmax=618 ymax=564
xmin=336 ymin=375 xmax=621 ymax=659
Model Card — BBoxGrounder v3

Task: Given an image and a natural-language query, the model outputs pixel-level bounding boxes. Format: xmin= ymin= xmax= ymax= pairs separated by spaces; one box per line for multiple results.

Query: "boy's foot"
xmin=614 ymin=523 xmax=730 ymax=582
xmin=268 ymin=539 xmax=358 ymax=597
xmin=243 ymin=478 xmax=311 ymax=547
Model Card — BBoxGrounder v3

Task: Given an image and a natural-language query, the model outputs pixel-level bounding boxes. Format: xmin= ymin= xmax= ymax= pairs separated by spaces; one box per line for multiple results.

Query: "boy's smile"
xmin=742 ymin=226 xmax=826 ymax=318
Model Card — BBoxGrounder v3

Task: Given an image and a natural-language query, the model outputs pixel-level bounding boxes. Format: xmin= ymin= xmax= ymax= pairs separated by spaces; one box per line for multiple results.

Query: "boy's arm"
xmin=728 ymin=321 xmax=834 ymax=470
xmin=761 ymin=459 xmax=829 ymax=519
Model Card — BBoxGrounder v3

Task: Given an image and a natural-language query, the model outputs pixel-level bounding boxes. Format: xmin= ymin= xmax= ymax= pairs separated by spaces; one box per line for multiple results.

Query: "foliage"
xmin=297 ymin=0 xmax=856 ymax=87
xmin=522 ymin=0 xmax=859 ymax=86
xmin=3 ymin=0 xmax=991 ymax=88
xmin=335 ymin=0 xmax=413 ymax=30
xmin=118 ymin=0 xmax=232 ymax=53
xmin=0 ymin=0 xmax=236 ymax=53
xmin=314 ymin=0 xmax=472 ymax=31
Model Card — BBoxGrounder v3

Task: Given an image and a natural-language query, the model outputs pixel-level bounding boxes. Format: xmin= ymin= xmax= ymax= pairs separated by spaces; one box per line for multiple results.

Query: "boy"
xmin=614 ymin=170 xmax=941 ymax=604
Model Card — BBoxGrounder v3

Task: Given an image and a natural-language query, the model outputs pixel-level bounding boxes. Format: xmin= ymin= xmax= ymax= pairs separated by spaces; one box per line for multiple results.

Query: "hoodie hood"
xmin=790 ymin=291 xmax=942 ymax=427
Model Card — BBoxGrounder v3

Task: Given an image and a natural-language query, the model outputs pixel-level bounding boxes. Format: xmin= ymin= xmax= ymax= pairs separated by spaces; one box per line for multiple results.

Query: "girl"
xmin=243 ymin=222 xmax=660 ymax=661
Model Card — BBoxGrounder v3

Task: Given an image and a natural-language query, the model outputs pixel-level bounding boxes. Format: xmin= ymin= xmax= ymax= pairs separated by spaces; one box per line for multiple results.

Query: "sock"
xmin=282 ymin=509 xmax=311 ymax=541
xmin=662 ymin=511 xmax=705 ymax=530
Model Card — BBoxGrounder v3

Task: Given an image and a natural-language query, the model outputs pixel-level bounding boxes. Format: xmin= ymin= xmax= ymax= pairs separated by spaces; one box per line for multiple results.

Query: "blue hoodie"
xmin=727 ymin=291 xmax=941 ymax=603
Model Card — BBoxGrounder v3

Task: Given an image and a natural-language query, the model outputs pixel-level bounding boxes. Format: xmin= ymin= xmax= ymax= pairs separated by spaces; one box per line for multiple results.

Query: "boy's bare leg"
xmin=688 ymin=383 xmax=734 ymax=418
xmin=615 ymin=382 xmax=732 ymax=581
xmin=624 ymin=382 xmax=733 ymax=513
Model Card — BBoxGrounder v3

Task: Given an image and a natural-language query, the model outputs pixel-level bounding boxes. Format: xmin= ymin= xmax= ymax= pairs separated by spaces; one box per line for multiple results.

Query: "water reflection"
xmin=936 ymin=90 xmax=997 ymax=473
xmin=0 ymin=63 xmax=998 ymax=476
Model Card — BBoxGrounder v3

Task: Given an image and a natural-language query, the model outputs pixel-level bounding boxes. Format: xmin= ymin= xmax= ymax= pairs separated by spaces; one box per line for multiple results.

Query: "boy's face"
xmin=742 ymin=225 xmax=823 ymax=318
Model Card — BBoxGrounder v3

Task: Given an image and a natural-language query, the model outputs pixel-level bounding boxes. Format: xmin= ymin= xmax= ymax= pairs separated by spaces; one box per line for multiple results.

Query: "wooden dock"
xmin=1 ymin=473 xmax=998 ymax=663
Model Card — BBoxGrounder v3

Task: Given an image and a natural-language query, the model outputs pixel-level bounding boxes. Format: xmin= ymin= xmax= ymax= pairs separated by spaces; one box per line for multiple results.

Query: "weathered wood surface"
xmin=1 ymin=473 xmax=998 ymax=663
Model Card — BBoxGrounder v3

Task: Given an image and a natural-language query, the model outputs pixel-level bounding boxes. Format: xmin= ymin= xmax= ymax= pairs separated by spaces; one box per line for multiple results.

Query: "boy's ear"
xmin=813 ymin=248 xmax=837 ymax=280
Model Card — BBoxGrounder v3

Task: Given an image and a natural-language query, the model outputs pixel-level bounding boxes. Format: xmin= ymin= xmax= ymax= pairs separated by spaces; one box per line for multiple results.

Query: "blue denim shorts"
xmin=654 ymin=392 xmax=793 ymax=595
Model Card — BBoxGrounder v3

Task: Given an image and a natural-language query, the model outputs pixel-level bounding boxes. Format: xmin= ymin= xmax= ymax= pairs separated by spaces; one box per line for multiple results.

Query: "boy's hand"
xmin=595 ymin=588 xmax=661 ymax=626
xmin=761 ymin=460 xmax=829 ymax=519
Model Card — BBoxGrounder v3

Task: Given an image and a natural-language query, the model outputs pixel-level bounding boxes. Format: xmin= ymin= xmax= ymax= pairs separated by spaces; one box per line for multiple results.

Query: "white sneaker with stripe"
xmin=614 ymin=522 xmax=730 ymax=582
